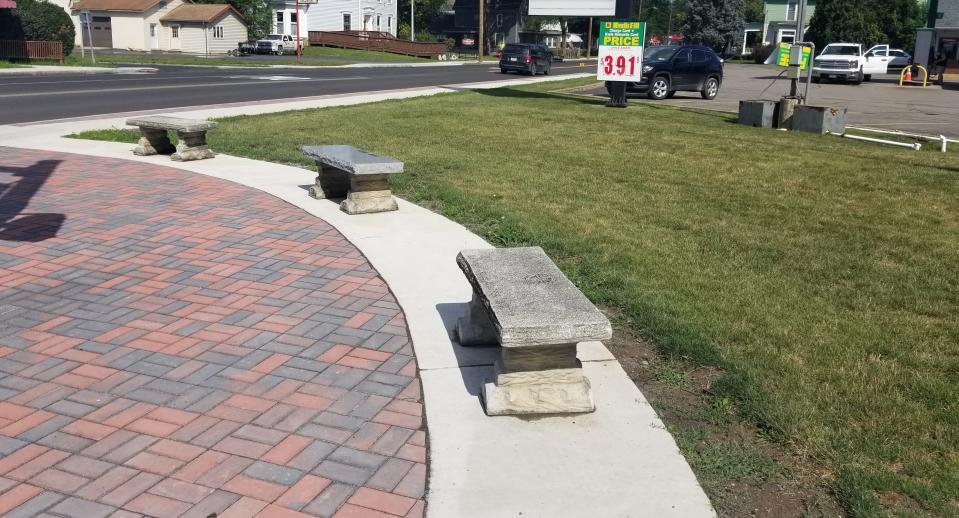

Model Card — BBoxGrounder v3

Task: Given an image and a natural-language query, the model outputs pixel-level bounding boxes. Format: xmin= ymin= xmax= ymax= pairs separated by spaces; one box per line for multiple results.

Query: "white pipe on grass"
xmin=839 ymin=133 xmax=922 ymax=150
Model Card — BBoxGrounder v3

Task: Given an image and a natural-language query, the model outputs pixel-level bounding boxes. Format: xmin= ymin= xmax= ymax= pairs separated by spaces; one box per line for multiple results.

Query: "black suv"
xmin=500 ymin=43 xmax=552 ymax=75
xmin=606 ymin=45 xmax=724 ymax=100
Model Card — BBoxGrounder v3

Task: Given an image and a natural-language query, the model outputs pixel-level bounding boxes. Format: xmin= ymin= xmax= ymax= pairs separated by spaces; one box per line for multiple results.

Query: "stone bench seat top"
xmin=302 ymin=145 xmax=404 ymax=175
xmin=457 ymin=247 xmax=612 ymax=348
xmin=126 ymin=115 xmax=218 ymax=132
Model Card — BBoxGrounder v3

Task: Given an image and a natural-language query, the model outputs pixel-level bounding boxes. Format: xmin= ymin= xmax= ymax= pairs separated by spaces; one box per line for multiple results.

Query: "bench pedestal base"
xmin=483 ymin=344 xmax=595 ymax=416
xmin=456 ymin=294 xmax=498 ymax=346
xmin=172 ymin=131 xmax=214 ymax=161
xmin=309 ymin=164 xmax=350 ymax=200
xmin=484 ymin=365 xmax=595 ymax=416
xmin=133 ymin=129 xmax=175 ymax=156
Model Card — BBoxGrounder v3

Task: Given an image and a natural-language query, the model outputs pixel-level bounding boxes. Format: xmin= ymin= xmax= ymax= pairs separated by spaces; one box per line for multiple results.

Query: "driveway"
xmin=606 ymin=64 xmax=959 ymax=137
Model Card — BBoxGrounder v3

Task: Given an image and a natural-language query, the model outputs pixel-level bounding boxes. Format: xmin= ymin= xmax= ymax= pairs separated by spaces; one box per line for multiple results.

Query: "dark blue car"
xmin=606 ymin=45 xmax=724 ymax=100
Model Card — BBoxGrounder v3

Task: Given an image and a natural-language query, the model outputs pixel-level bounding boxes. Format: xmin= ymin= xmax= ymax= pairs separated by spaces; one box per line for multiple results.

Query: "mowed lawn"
xmin=74 ymin=79 xmax=959 ymax=516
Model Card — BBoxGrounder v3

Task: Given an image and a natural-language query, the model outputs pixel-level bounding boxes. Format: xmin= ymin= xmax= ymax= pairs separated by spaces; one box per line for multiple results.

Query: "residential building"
xmin=66 ymin=0 xmax=247 ymax=53
xmin=431 ymin=0 xmax=578 ymax=51
xmin=268 ymin=0 xmax=397 ymax=39
xmin=159 ymin=3 xmax=247 ymax=54
xmin=742 ymin=0 xmax=816 ymax=53
xmin=914 ymin=0 xmax=959 ymax=79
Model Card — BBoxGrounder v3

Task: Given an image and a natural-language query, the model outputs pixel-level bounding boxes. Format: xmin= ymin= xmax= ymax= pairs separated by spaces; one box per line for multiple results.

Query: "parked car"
xmin=886 ymin=48 xmax=911 ymax=68
xmin=812 ymin=43 xmax=892 ymax=83
xmin=256 ymin=34 xmax=303 ymax=55
xmin=499 ymin=43 xmax=552 ymax=75
xmin=606 ymin=45 xmax=724 ymax=100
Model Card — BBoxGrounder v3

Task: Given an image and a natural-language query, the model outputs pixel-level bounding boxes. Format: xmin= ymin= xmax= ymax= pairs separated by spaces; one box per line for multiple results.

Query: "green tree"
xmin=194 ymin=0 xmax=269 ymax=39
xmin=682 ymin=0 xmax=745 ymax=51
xmin=744 ymin=0 xmax=764 ymax=22
xmin=395 ymin=0 xmax=446 ymax=39
xmin=0 ymin=0 xmax=75 ymax=55
xmin=807 ymin=0 xmax=882 ymax=48
xmin=870 ymin=0 xmax=923 ymax=49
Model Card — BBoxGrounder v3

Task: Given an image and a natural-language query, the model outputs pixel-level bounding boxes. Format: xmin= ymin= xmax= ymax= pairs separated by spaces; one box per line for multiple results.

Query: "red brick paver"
xmin=0 ymin=147 xmax=426 ymax=518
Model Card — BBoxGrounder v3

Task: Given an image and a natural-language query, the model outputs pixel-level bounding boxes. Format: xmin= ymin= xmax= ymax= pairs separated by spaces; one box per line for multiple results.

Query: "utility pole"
xmin=477 ymin=0 xmax=484 ymax=62
xmin=296 ymin=0 xmax=301 ymax=62
xmin=587 ymin=17 xmax=593 ymax=57
xmin=411 ymin=0 xmax=415 ymax=41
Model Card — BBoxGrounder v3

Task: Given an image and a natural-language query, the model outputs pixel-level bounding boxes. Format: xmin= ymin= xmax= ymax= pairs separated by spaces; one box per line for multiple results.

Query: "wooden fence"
xmin=0 ymin=40 xmax=64 ymax=62
xmin=308 ymin=31 xmax=446 ymax=59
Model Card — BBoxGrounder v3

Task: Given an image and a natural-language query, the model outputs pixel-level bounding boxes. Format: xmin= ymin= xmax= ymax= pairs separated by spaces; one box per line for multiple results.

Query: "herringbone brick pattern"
xmin=0 ymin=147 xmax=425 ymax=518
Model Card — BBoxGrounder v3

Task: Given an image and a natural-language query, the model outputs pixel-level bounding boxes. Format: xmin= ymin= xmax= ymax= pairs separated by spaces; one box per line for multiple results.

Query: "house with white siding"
xmin=160 ymin=3 xmax=247 ymax=54
xmin=66 ymin=0 xmax=246 ymax=53
xmin=269 ymin=0 xmax=397 ymax=40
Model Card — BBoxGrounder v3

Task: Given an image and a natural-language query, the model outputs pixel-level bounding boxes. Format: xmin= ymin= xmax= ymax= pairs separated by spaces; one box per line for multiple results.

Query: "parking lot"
xmin=598 ymin=63 xmax=959 ymax=137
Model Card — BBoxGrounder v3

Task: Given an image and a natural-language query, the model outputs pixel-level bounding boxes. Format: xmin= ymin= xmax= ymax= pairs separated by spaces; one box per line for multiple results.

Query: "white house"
xmin=269 ymin=0 xmax=397 ymax=40
xmin=65 ymin=0 xmax=246 ymax=53
xmin=159 ymin=3 xmax=247 ymax=54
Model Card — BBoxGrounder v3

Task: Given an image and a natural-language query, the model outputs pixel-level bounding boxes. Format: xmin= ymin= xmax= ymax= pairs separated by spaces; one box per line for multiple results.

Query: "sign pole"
xmin=606 ymin=0 xmax=633 ymax=107
xmin=587 ymin=17 xmax=593 ymax=57
xmin=477 ymin=0 xmax=484 ymax=62
xmin=411 ymin=0 xmax=415 ymax=41
xmin=86 ymin=19 xmax=96 ymax=64
xmin=296 ymin=0 xmax=301 ymax=62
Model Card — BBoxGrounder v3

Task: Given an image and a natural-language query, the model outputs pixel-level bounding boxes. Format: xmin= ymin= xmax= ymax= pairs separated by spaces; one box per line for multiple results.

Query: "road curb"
xmin=0 ymin=66 xmax=157 ymax=76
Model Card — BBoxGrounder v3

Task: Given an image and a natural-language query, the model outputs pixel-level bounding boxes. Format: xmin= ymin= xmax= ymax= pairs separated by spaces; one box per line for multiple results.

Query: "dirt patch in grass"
xmin=604 ymin=307 xmax=843 ymax=517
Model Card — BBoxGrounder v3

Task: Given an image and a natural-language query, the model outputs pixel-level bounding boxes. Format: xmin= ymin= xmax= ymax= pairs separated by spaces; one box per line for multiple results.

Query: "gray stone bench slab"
xmin=126 ymin=115 xmax=218 ymax=161
xmin=455 ymin=246 xmax=612 ymax=416
xmin=302 ymin=145 xmax=404 ymax=215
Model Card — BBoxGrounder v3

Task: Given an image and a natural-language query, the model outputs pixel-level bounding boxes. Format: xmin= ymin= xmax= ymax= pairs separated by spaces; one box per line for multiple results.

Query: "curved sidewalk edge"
xmin=7 ymin=135 xmax=717 ymax=517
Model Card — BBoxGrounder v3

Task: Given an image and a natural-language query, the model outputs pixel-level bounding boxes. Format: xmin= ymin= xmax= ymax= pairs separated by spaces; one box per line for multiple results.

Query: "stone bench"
xmin=456 ymin=246 xmax=612 ymax=416
xmin=126 ymin=116 xmax=218 ymax=161
xmin=302 ymin=145 xmax=403 ymax=215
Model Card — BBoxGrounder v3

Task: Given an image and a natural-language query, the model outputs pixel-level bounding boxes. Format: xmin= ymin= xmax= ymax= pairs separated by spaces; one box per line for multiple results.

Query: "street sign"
xmin=596 ymin=21 xmax=646 ymax=82
xmin=775 ymin=42 xmax=810 ymax=70
xmin=79 ymin=9 xmax=90 ymax=23
xmin=529 ymin=0 xmax=614 ymax=16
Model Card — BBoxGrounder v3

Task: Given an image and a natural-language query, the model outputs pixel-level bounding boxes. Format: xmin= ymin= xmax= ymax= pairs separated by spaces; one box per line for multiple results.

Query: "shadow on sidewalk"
xmin=0 ymin=159 xmax=66 ymax=242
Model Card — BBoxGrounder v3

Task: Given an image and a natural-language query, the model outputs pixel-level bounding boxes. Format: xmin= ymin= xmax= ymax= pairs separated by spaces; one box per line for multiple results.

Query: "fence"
xmin=0 ymin=40 xmax=64 ymax=62
xmin=308 ymin=31 xmax=446 ymax=59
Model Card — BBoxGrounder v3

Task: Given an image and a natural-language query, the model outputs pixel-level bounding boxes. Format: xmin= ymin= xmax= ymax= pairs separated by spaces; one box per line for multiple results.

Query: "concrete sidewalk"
xmin=1 ymin=75 xmax=715 ymax=518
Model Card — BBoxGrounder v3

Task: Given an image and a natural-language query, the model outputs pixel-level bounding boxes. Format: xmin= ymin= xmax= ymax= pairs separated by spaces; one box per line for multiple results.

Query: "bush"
xmin=751 ymin=43 xmax=775 ymax=64
xmin=0 ymin=0 xmax=75 ymax=56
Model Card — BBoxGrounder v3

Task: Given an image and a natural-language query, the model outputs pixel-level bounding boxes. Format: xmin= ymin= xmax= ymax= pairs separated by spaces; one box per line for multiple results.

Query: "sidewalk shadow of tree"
xmin=466 ymin=86 xmax=607 ymax=106
xmin=0 ymin=159 xmax=65 ymax=242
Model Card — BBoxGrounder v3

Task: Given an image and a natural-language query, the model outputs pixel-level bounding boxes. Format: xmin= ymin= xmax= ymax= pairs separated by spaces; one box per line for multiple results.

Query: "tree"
xmin=0 ymin=0 xmax=75 ymax=56
xmin=744 ymin=0 xmax=764 ymax=22
xmin=395 ymin=0 xmax=446 ymax=39
xmin=682 ymin=0 xmax=745 ymax=51
xmin=194 ymin=0 xmax=270 ymax=39
xmin=808 ymin=0 xmax=921 ymax=50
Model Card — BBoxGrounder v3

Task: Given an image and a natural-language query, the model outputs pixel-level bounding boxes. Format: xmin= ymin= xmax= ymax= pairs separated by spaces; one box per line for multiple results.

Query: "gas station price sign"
xmin=597 ymin=21 xmax=646 ymax=81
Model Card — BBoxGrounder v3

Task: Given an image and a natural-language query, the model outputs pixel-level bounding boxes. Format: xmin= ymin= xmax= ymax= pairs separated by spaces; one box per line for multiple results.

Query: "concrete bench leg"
xmin=133 ymin=128 xmax=174 ymax=156
xmin=484 ymin=344 xmax=595 ymax=416
xmin=340 ymin=174 xmax=398 ymax=215
xmin=308 ymin=164 xmax=350 ymax=200
xmin=172 ymin=130 xmax=214 ymax=161
xmin=456 ymin=293 xmax=497 ymax=346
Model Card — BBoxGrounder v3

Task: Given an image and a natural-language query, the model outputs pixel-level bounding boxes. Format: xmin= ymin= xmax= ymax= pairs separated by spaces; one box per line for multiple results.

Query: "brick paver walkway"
xmin=0 ymin=147 xmax=425 ymax=518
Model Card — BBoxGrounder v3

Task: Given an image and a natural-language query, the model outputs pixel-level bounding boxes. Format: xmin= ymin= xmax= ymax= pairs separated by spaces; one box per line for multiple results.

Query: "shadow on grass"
xmin=469 ymin=86 xmax=607 ymax=106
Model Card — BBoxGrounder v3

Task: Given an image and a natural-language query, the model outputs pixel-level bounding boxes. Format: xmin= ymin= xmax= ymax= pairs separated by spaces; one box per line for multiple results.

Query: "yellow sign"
xmin=776 ymin=42 xmax=811 ymax=70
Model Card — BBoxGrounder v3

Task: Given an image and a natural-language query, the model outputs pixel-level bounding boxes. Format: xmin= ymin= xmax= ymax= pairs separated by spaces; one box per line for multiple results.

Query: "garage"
xmin=81 ymin=16 xmax=114 ymax=48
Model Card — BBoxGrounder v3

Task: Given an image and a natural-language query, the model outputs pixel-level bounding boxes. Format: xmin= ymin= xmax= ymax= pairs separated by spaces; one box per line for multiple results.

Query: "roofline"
xmin=160 ymin=4 xmax=245 ymax=23
xmin=72 ymin=0 xmax=190 ymax=13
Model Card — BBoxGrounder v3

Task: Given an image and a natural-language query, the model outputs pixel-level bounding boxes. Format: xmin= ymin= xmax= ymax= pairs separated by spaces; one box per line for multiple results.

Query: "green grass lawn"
xmin=71 ymin=79 xmax=959 ymax=516
xmin=0 ymin=61 xmax=28 ymax=68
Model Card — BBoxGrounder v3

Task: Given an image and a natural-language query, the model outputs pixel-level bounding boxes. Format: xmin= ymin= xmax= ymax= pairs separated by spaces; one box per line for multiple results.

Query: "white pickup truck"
xmin=255 ymin=34 xmax=304 ymax=55
xmin=812 ymin=43 xmax=892 ymax=84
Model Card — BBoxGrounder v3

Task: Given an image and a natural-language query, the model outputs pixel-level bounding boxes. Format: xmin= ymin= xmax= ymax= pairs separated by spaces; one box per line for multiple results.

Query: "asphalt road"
xmin=0 ymin=63 xmax=589 ymax=125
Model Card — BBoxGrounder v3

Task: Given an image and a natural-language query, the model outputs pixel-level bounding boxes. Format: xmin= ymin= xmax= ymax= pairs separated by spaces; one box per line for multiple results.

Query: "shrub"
xmin=751 ymin=43 xmax=775 ymax=64
xmin=0 ymin=0 xmax=75 ymax=56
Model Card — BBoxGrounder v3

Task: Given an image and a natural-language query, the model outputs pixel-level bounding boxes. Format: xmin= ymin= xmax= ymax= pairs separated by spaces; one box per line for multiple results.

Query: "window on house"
xmin=387 ymin=16 xmax=392 ymax=30
xmin=171 ymin=25 xmax=179 ymax=38
xmin=343 ymin=13 xmax=351 ymax=31
xmin=786 ymin=0 xmax=798 ymax=21
xmin=376 ymin=15 xmax=381 ymax=30
xmin=213 ymin=26 xmax=223 ymax=38
xmin=496 ymin=13 xmax=503 ymax=28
